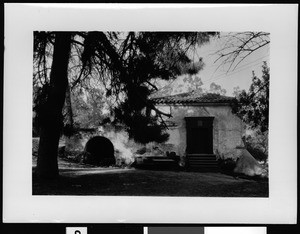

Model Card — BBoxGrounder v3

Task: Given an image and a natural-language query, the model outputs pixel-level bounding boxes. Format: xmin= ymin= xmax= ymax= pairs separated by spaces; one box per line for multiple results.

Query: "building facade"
xmin=152 ymin=91 xmax=245 ymax=169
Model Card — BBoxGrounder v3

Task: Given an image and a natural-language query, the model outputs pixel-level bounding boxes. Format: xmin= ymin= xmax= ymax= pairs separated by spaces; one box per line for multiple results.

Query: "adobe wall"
xmin=158 ymin=104 xmax=245 ymax=160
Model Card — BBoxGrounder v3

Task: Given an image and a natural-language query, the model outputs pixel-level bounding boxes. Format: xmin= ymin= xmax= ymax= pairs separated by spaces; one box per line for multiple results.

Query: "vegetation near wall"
xmin=232 ymin=62 xmax=269 ymax=163
xmin=32 ymin=31 xmax=270 ymax=179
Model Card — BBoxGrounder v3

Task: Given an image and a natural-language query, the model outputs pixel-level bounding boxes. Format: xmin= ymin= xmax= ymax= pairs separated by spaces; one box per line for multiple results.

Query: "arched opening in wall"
xmin=83 ymin=136 xmax=116 ymax=166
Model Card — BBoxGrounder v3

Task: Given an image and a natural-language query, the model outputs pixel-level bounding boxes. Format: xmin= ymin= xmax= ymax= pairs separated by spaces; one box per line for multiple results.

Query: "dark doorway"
xmin=185 ymin=117 xmax=214 ymax=154
xmin=83 ymin=136 xmax=115 ymax=166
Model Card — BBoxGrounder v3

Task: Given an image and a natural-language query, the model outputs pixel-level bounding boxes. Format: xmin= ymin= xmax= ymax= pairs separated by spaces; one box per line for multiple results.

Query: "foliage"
xmin=243 ymin=129 xmax=268 ymax=162
xmin=214 ymin=32 xmax=270 ymax=72
xmin=232 ymin=86 xmax=242 ymax=97
xmin=107 ymin=32 xmax=217 ymax=143
xmin=208 ymin=82 xmax=227 ymax=95
xmin=152 ymin=60 xmax=205 ymax=97
xmin=33 ymin=31 xmax=218 ymax=178
xmin=71 ymin=86 xmax=107 ymax=129
xmin=33 ymin=31 xmax=218 ymax=143
xmin=244 ymin=143 xmax=268 ymax=162
xmin=32 ymin=85 xmax=48 ymax=136
xmin=182 ymin=74 xmax=204 ymax=92
xmin=151 ymin=76 xmax=226 ymax=100
xmin=232 ymin=62 xmax=269 ymax=132
xmin=217 ymin=158 xmax=237 ymax=174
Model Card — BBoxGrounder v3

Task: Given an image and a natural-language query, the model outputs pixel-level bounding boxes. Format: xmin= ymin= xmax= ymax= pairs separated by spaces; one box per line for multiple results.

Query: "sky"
xmin=34 ymin=31 xmax=270 ymax=98
xmin=157 ymin=33 xmax=270 ymax=97
xmin=194 ymin=34 xmax=270 ymax=96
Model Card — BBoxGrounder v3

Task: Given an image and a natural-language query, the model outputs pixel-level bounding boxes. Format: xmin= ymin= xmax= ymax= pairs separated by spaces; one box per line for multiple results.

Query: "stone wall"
xmin=157 ymin=104 xmax=244 ymax=160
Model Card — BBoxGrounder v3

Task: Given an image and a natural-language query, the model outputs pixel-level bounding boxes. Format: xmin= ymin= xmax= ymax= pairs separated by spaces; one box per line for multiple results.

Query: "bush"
xmin=218 ymin=158 xmax=237 ymax=174
xmin=243 ymin=130 xmax=268 ymax=162
xmin=245 ymin=144 xmax=268 ymax=162
xmin=32 ymin=138 xmax=39 ymax=156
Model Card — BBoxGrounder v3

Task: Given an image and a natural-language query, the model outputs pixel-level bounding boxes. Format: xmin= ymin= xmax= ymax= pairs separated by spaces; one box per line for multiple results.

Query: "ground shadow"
xmin=32 ymin=166 xmax=269 ymax=197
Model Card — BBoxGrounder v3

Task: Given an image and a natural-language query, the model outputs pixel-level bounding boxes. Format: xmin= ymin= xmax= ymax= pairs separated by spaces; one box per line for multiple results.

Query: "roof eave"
xmin=154 ymin=102 xmax=234 ymax=106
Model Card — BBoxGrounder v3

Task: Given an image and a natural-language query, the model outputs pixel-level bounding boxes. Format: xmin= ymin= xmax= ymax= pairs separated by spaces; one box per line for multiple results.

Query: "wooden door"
xmin=185 ymin=117 xmax=214 ymax=154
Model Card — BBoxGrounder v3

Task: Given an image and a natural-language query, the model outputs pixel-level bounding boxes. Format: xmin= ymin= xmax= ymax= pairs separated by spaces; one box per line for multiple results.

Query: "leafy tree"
xmin=242 ymin=129 xmax=268 ymax=162
xmin=150 ymin=73 xmax=204 ymax=99
xmin=232 ymin=86 xmax=242 ymax=97
xmin=208 ymin=82 xmax=227 ymax=95
xmin=182 ymin=74 xmax=204 ymax=93
xmin=33 ymin=31 xmax=218 ymax=178
xmin=232 ymin=61 xmax=269 ymax=132
xmin=72 ymin=85 xmax=108 ymax=129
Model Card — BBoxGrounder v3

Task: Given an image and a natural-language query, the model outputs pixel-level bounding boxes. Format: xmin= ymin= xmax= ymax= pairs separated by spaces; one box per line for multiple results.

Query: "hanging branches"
xmin=214 ymin=32 xmax=270 ymax=72
xmin=33 ymin=31 xmax=55 ymax=87
xmin=33 ymin=31 xmax=218 ymax=143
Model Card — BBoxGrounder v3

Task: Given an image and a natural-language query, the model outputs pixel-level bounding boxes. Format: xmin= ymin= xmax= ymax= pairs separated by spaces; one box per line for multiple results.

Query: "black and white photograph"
xmin=32 ymin=31 xmax=270 ymax=197
xmin=3 ymin=4 xmax=297 ymax=223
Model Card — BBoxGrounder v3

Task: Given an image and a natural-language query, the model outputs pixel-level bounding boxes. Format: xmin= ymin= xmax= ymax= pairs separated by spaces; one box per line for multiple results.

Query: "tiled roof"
xmin=151 ymin=91 xmax=235 ymax=105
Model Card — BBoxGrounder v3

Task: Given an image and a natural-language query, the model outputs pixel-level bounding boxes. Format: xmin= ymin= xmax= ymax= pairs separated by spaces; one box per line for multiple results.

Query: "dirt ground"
xmin=32 ymin=157 xmax=268 ymax=197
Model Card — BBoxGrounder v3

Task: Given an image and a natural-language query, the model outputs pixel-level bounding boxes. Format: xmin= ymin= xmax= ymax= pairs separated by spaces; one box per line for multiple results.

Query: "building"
xmin=151 ymin=91 xmax=245 ymax=170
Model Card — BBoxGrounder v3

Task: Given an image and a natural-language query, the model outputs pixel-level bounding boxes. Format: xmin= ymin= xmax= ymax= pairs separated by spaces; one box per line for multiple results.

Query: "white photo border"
xmin=3 ymin=4 xmax=298 ymax=223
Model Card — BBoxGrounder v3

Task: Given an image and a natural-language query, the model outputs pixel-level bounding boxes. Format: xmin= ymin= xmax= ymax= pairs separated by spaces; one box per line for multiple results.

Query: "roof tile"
xmin=151 ymin=90 xmax=235 ymax=104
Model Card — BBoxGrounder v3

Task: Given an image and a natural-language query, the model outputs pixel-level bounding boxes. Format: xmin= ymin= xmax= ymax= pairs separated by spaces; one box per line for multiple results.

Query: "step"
xmin=187 ymin=154 xmax=216 ymax=157
xmin=188 ymin=167 xmax=219 ymax=172
xmin=151 ymin=159 xmax=175 ymax=162
xmin=187 ymin=156 xmax=217 ymax=159
xmin=188 ymin=156 xmax=216 ymax=159
xmin=186 ymin=154 xmax=219 ymax=172
xmin=188 ymin=161 xmax=218 ymax=165
xmin=188 ymin=157 xmax=217 ymax=160
xmin=189 ymin=165 xmax=218 ymax=168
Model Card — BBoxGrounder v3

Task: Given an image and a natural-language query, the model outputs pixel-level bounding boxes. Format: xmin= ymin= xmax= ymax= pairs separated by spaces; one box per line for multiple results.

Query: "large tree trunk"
xmin=63 ymin=85 xmax=74 ymax=131
xmin=37 ymin=32 xmax=71 ymax=179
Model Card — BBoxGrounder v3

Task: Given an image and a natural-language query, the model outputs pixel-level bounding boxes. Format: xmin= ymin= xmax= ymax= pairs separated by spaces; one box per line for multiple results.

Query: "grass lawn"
xmin=32 ymin=157 xmax=268 ymax=197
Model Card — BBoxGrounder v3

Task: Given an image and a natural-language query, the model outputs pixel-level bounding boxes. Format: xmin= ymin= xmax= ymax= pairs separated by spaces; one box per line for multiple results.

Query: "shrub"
xmin=32 ymin=138 xmax=39 ymax=156
xmin=218 ymin=158 xmax=237 ymax=174
xmin=243 ymin=129 xmax=268 ymax=162
xmin=245 ymin=144 xmax=268 ymax=162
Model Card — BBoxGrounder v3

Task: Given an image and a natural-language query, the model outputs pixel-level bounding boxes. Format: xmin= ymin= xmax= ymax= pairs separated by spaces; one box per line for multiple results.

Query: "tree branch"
xmin=214 ymin=32 xmax=270 ymax=72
